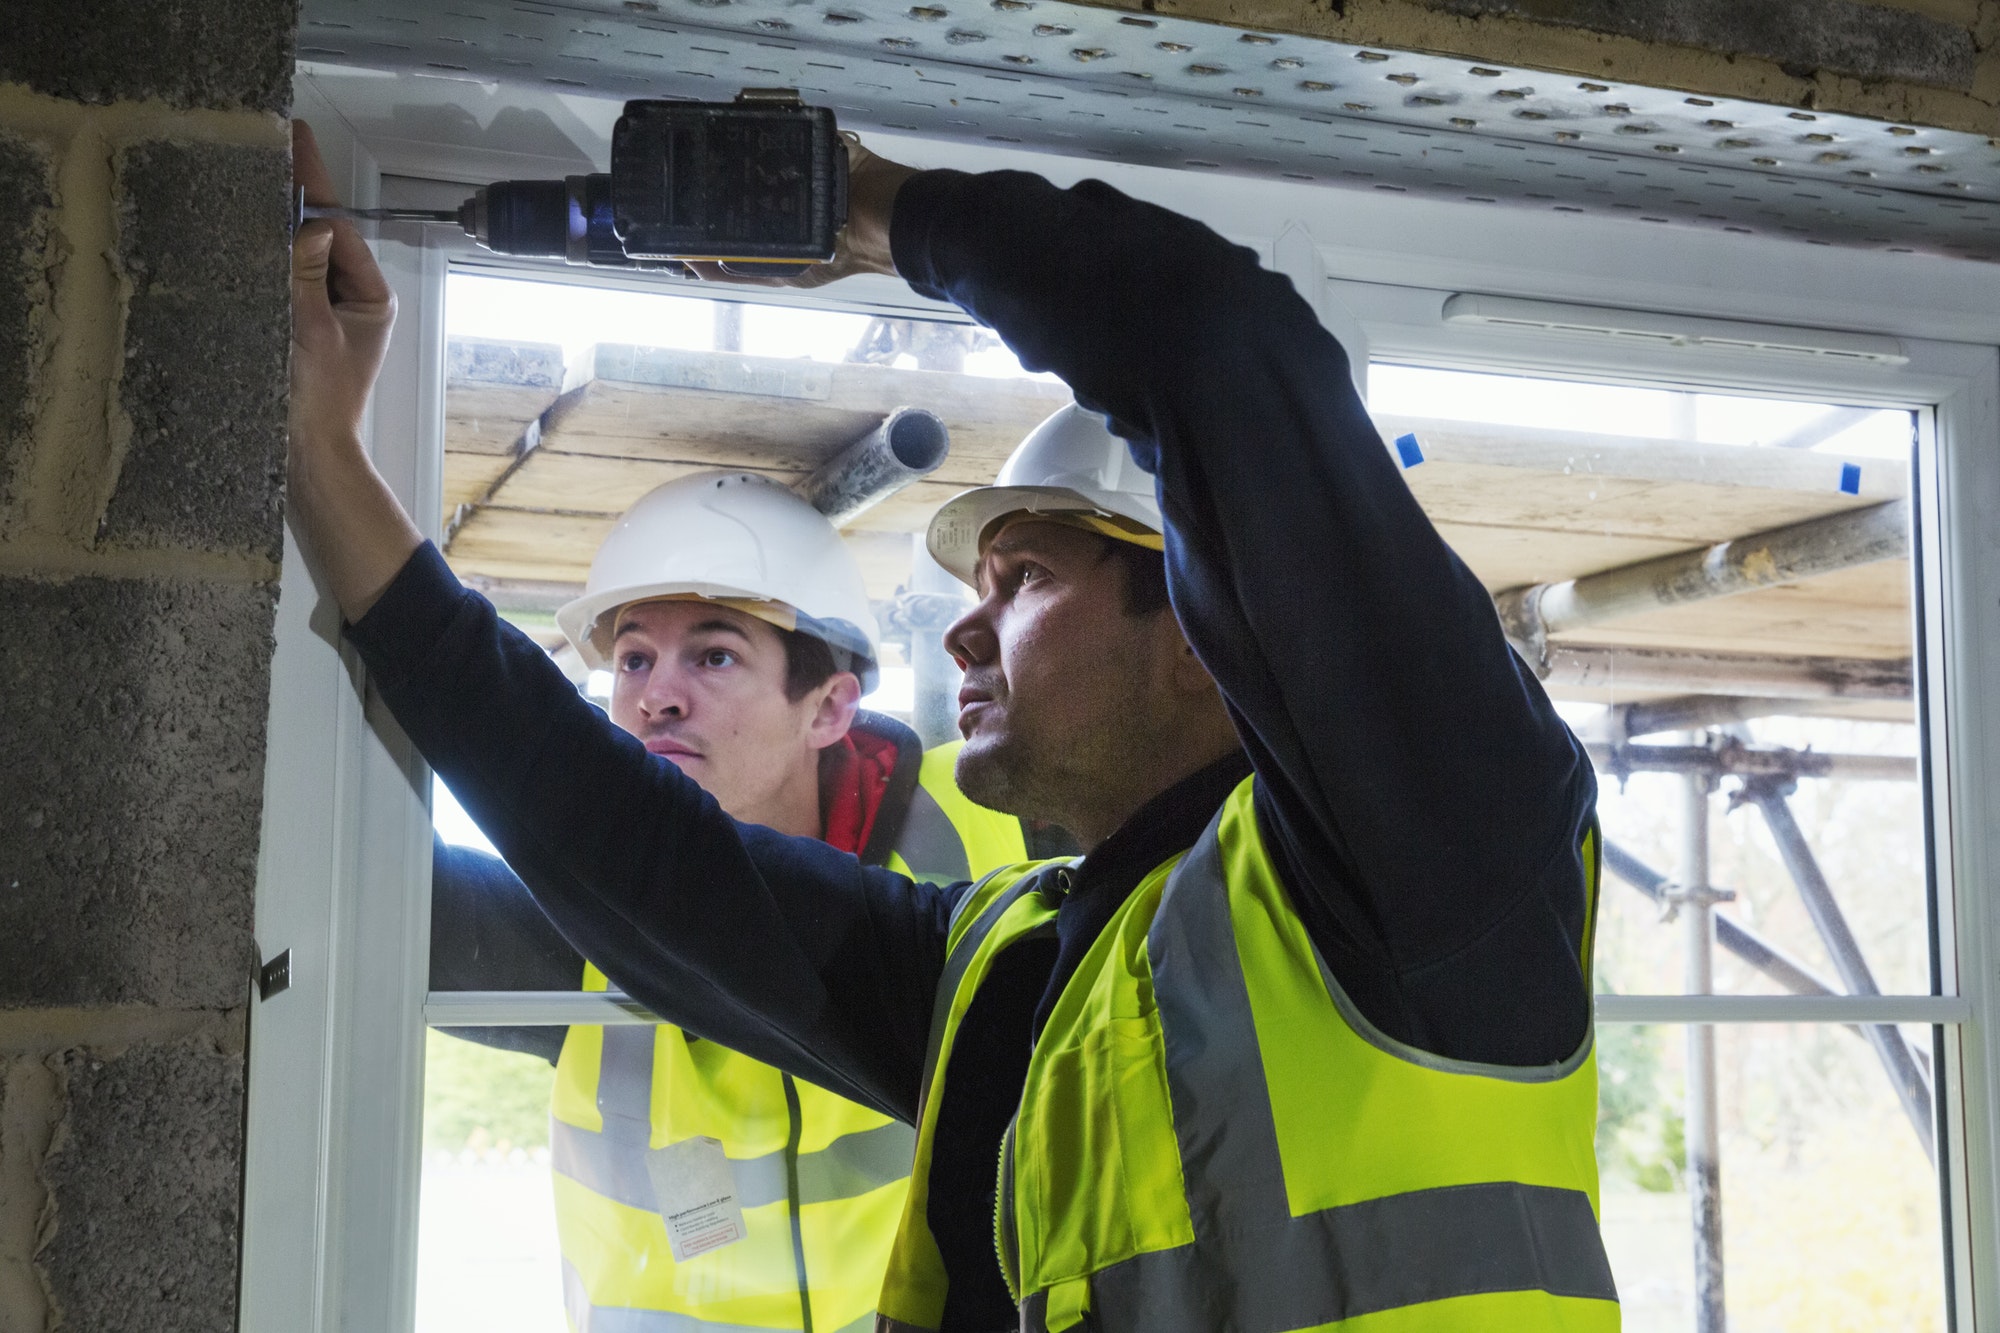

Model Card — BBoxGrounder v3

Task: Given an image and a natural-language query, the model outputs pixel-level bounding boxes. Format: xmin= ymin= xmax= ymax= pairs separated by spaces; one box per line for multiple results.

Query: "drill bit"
xmin=292 ymin=187 xmax=465 ymax=231
xmin=300 ymin=204 xmax=463 ymax=224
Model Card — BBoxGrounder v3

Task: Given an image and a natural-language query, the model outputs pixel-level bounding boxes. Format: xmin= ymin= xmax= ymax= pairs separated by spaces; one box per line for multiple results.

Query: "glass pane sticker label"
xmin=646 ymin=1136 xmax=748 ymax=1262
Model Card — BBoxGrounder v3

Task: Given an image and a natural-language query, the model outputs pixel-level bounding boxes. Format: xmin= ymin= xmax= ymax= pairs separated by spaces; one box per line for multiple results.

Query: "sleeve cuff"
xmin=344 ymin=541 xmax=473 ymax=691
xmin=889 ymin=168 xmax=973 ymax=302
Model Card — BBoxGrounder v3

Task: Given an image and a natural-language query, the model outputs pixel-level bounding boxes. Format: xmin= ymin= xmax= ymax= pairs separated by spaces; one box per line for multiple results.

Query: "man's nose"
xmin=942 ymin=600 xmax=997 ymax=671
xmin=639 ymin=666 xmax=691 ymax=719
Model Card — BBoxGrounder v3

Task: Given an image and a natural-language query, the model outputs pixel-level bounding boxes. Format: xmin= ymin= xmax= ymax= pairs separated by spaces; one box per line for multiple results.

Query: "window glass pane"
xmin=417 ymin=1029 xmax=566 ymax=1333
xmin=1369 ymin=362 xmax=1928 ymax=998
xmin=428 ymin=273 xmax=1072 ymax=980
xmin=1368 ymin=365 xmax=1912 ymax=458
xmin=1600 ymin=1023 xmax=1946 ymax=1331
xmin=1591 ymin=721 xmax=1929 ymax=998
xmin=413 ymin=307 xmax=1953 ymax=1329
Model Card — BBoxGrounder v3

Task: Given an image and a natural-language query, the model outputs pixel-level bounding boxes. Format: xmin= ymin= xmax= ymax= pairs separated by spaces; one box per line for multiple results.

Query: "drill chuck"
xmin=461 ymin=179 xmax=574 ymax=258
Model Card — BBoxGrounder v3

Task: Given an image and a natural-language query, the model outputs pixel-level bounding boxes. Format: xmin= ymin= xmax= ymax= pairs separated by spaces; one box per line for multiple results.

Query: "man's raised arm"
xmin=287 ymin=123 xmax=953 ymax=1121
xmin=884 ymin=168 xmax=1598 ymax=1065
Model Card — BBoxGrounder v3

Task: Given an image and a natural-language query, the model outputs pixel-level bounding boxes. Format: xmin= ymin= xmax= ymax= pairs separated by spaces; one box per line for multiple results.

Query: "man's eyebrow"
xmin=611 ymin=614 xmax=755 ymax=643
xmin=977 ymin=525 xmax=1062 ymax=594
xmin=984 ymin=524 xmax=1064 ymax=564
xmin=686 ymin=618 xmax=754 ymax=642
xmin=984 ymin=527 xmax=1052 ymax=560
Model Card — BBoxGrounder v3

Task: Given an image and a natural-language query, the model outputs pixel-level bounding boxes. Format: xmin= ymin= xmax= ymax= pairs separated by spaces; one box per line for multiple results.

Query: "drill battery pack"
xmin=609 ymin=94 xmax=848 ymax=267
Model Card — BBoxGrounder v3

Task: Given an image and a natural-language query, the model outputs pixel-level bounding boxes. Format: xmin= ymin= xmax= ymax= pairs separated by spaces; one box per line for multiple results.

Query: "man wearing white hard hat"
xmin=428 ymin=470 xmax=1028 ymax=1333
xmin=293 ymin=120 xmax=1608 ymax=1333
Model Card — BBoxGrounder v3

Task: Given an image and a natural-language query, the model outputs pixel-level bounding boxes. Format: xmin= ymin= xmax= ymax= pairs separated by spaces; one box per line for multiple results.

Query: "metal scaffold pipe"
xmin=1542 ymin=646 xmax=1911 ymax=702
xmin=902 ymin=534 xmax=970 ymax=750
xmin=1604 ymin=804 xmax=1936 ymax=1155
xmin=1738 ymin=778 xmax=1937 ymax=1163
xmin=797 ymin=406 xmax=952 ymax=527
xmin=1585 ymin=740 xmax=1917 ymax=784
xmin=1679 ymin=771 xmax=1727 ymax=1333
xmin=1600 ymin=841 xmax=1840 ymax=1001
xmin=1497 ymin=499 xmax=1908 ymax=664
xmin=1606 ymin=694 xmax=1832 ymax=741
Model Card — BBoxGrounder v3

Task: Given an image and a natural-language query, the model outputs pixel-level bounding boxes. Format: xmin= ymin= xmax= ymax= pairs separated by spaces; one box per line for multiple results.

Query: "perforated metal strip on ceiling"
xmin=300 ymin=0 xmax=2000 ymax=261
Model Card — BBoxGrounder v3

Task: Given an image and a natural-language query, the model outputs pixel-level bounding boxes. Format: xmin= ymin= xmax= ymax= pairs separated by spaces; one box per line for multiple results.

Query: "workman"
xmin=291 ymin=116 xmax=1615 ymax=1332
xmin=427 ymin=469 xmax=1029 ymax=1332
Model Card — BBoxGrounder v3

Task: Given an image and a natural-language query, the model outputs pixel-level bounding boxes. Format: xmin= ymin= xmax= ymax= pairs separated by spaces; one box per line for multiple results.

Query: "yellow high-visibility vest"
xmin=553 ymin=742 xmax=1026 ymax=1333
xmin=879 ymin=775 xmax=1616 ymax=1333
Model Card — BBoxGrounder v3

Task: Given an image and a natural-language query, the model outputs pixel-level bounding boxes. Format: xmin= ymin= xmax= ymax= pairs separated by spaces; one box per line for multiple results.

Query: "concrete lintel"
xmin=1120 ymin=0 xmax=2000 ymax=135
xmin=1419 ymin=0 xmax=1976 ymax=89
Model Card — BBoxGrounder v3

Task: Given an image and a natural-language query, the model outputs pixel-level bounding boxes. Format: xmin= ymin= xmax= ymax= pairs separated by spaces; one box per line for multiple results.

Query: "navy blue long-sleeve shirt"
xmin=348 ymin=167 xmax=1595 ymax=1329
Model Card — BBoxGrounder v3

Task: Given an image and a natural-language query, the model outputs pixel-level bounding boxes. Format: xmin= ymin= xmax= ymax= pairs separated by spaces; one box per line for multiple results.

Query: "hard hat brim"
xmin=926 ymin=485 xmax=1160 ymax=589
xmin=560 ymin=470 xmax=881 ymax=691
xmin=556 ymin=581 xmax=879 ymax=692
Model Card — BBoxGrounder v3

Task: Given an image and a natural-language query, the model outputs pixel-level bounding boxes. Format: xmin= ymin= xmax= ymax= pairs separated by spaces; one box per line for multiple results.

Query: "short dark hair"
xmin=781 ymin=627 xmax=841 ymax=702
xmin=1100 ymin=539 xmax=1171 ymax=618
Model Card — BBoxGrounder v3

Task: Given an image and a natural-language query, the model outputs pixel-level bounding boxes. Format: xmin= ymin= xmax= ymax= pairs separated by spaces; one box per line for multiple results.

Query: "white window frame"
xmin=243 ymin=103 xmax=2000 ymax=1332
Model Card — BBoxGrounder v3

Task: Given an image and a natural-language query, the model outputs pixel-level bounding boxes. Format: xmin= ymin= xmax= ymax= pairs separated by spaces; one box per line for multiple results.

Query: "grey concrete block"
xmin=0 ymin=0 xmax=295 ymax=113
xmin=102 ymin=141 xmax=291 ymax=562
xmin=39 ymin=1036 xmax=245 ymax=1333
xmin=0 ymin=134 xmax=56 ymax=535
xmin=0 ymin=575 xmax=275 ymax=1009
xmin=1428 ymin=0 xmax=1978 ymax=87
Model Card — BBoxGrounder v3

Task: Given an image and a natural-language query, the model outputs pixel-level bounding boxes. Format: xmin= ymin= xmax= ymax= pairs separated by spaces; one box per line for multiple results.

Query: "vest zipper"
xmin=781 ymin=1072 xmax=815 ymax=1333
xmin=994 ymin=1112 xmax=1022 ymax=1302
xmin=993 ymin=894 xmax=1061 ymax=1311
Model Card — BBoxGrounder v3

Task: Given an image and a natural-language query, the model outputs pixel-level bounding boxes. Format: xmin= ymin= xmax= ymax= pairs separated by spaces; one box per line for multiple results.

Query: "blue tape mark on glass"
xmin=1839 ymin=462 xmax=1862 ymax=495
xmin=1395 ymin=433 xmax=1424 ymax=468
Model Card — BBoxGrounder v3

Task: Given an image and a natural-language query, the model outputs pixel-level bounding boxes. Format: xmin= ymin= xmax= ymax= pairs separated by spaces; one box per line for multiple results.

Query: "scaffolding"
xmin=1593 ymin=735 xmax=1930 ymax=1333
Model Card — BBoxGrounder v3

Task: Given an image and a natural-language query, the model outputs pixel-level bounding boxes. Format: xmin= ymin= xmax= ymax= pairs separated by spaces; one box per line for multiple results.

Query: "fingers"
xmin=291 ymin=222 xmax=335 ymax=338
xmin=324 ymin=220 xmax=393 ymax=311
xmin=292 ymin=221 xmax=333 ymax=281
xmin=291 ymin=121 xmax=340 ymax=209
xmin=291 ymin=120 xmax=394 ymax=311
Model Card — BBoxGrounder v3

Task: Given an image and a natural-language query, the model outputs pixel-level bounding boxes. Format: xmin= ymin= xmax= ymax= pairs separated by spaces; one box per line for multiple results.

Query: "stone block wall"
xmin=0 ymin=4 xmax=295 ymax=1329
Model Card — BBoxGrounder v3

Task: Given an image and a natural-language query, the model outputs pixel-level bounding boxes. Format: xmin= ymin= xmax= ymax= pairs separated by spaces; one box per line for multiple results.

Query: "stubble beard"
xmin=955 ymin=713 xmax=1119 ymax=834
xmin=954 ymin=725 xmax=1040 ymax=821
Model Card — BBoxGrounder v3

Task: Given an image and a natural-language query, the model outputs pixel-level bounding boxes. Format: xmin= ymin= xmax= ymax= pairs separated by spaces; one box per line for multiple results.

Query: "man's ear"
xmin=1166 ymin=624 xmax=1220 ymax=698
xmin=806 ymin=671 xmax=863 ymax=750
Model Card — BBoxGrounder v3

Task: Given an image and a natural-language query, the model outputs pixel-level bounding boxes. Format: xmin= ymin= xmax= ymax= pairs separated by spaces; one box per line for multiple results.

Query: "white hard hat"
xmin=557 ymin=471 xmax=880 ymax=690
xmin=926 ymin=404 xmax=1163 ymax=588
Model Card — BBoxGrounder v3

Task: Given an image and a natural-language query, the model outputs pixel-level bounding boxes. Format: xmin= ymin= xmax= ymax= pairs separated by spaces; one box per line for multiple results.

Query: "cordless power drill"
xmin=301 ymin=90 xmax=848 ymax=276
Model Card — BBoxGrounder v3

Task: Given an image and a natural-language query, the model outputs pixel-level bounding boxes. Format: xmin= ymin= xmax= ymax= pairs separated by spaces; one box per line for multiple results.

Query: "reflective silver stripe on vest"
xmin=563 ymin=1258 xmax=810 ymax=1333
xmin=552 ymin=1029 xmax=916 ymax=1214
xmin=1033 ymin=820 xmax=1616 ymax=1333
xmin=890 ymin=782 xmax=970 ymax=884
